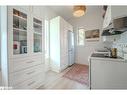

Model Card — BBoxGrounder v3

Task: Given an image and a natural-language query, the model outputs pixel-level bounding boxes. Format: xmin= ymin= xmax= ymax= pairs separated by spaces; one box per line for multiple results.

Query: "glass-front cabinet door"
xmin=13 ymin=9 xmax=27 ymax=55
xmin=33 ymin=18 xmax=42 ymax=53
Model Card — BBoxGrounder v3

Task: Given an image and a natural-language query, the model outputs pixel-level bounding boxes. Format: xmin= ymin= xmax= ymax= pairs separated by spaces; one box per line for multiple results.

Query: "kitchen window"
xmin=77 ymin=28 xmax=85 ymax=46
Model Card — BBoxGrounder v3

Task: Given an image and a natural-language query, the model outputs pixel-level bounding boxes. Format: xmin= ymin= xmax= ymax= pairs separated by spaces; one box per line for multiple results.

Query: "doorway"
xmin=68 ymin=30 xmax=75 ymax=66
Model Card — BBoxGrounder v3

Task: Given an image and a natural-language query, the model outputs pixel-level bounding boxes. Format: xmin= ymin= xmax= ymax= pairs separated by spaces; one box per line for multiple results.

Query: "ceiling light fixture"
xmin=73 ymin=5 xmax=86 ymax=17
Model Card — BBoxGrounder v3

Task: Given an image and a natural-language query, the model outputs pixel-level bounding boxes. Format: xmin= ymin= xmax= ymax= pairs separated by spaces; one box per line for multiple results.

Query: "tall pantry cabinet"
xmin=7 ymin=6 xmax=45 ymax=89
xmin=50 ymin=16 xmax=73 ymax=72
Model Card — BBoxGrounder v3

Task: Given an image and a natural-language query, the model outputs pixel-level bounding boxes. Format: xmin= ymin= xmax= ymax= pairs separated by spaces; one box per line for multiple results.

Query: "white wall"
xmin=0 ymin=6 xmax=8 ymax=86
xmin=68 ymin=6 xmax=112 ymax=65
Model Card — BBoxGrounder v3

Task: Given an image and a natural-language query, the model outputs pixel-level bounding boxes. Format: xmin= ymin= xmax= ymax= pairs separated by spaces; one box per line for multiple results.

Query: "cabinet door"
xmin=8 ymin=7 xmax=30 ymax=58
xmin=60 ymin=18 xmax=68 ymax=56
xmin=103 ymin=6 xmax=111 ymax=28
xmin=112 ymin=6 xmax=127 ymax=19
xmin=60 ymin=17 xmax=68 ymax=70
xmin=32 ymin=17 xmax=43 ymax=54
xmin=91 ymin=59 xmax=127 ymax=89
xmin=91 ymin=59 xmax=107 ymax=89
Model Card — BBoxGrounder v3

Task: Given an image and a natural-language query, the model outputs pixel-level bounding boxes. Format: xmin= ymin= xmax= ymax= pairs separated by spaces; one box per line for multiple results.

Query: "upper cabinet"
xmin=8 ymin=6 xmax=44 ymax=58
xmin=103 ymin=6 xmax=111 ymax=29
xmin=103 ymin=6 xmax=127 ymax=29
xmin=111 ymin=6 xmax=127 ymax=19
xmin=102 ymin=6 xmax=127 ymax=42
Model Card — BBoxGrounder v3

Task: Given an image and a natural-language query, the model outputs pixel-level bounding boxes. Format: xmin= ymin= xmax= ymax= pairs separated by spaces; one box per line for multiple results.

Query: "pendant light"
xmin=73 ymin=6 xmax=86 ymax=17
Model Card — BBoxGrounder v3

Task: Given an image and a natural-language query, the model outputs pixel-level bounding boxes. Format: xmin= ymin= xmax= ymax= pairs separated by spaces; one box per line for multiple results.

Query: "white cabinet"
xmin=103 ymin=6 xmax=111 ymax=29
xmin=8 ymin=6 xmax=45 ymax=89
xmin=111 ymin=6 xmax=127 ymax=19
xmin=90 ymin=59 xmax=127 ymax=89
xmin=50 ymin=16 xmax=73 ymax=72
xmin=103 ymin=6 xmax=127 ymax=29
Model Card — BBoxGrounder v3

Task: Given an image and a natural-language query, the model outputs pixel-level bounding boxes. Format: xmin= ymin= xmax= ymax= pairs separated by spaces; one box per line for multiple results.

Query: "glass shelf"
xmin=34 ymin=22 xmax=42 ymax=27
xmin=33 ymin=18 xmax=42 ymax=25
xmin=13 ymin=14 xmax=27 ymax=21
xmin=34 ymin=31 xmax=42 ymax=35
xmin=13 ymin=27 xmax=27 ymax=32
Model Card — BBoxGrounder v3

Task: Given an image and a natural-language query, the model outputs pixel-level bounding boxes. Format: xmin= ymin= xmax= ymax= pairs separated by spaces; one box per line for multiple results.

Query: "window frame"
xmin=77 ymin=28 xmax=85 ymax=46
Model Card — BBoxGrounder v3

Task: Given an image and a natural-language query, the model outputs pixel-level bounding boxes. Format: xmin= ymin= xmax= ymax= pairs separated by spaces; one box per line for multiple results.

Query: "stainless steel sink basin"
xmin=91 ymin=53 xmax=111 ymax=58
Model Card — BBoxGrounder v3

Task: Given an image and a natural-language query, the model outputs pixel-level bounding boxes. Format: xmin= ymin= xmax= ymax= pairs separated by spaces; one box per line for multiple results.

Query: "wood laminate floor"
xmin=39 ymin=64 xmax=89 ymax=89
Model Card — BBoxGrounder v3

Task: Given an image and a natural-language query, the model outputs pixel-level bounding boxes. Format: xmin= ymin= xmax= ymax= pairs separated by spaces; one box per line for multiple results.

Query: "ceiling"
xmin=48 ymin=6 xmax=103 ymax=21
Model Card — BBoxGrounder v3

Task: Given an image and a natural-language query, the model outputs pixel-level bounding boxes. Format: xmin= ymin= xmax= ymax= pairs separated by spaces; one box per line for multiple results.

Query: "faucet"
xmin=104 ymin=47 xmax=111 ymax=57
xmin=104 ymin=47 xmax=111 ymax=51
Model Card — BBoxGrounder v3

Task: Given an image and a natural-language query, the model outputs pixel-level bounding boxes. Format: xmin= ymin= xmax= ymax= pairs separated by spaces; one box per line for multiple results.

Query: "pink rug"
xmin=63 ymin=64 xmax=89 ymax=85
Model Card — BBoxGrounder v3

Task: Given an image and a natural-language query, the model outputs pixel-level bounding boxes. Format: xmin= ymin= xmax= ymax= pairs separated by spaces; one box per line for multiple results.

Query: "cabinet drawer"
xmin=9 ymin=64 xmax=44 ymax=86
xmin=14 ymin=72 xmax=45 ymax=89
xmin=9 ymin=56 xmax=42 ymax=73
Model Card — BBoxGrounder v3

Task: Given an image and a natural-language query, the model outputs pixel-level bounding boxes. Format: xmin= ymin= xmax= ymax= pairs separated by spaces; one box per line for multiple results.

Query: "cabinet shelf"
xmin=13 ymin=28 xmax=27 ymax=32
xmin=34 ymin=32 xmax=42 ymax=35
xmin=33 ymin=22 xmax=42 ymax=27
xmin=13 ymin=14 xmax=27 ymax=21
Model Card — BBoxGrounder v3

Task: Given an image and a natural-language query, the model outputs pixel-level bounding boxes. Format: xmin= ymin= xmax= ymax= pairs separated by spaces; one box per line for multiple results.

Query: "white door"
xmin=68 ymin=31 xmax=74 ymax=66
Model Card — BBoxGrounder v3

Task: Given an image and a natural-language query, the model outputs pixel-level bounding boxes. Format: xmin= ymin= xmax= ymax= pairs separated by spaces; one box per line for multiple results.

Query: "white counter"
xmin=90 ymin=56 xmax=125 ymax=62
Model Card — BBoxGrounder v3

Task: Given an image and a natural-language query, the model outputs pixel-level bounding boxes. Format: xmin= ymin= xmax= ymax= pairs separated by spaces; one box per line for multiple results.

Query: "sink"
xmin=91 ymin=53 xmax=111 ymax=58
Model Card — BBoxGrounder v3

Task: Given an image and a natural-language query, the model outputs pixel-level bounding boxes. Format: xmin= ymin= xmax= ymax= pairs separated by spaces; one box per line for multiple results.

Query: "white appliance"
xmin=68 ymin=31 xmax=75 ymax=66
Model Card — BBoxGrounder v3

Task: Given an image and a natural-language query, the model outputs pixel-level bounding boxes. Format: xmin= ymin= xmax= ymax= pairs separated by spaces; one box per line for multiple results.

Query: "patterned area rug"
xmin=63 ymin=64 xmax=89 ymax=86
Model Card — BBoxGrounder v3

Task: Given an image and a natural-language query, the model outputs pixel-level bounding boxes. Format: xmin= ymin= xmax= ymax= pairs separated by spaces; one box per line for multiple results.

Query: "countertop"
xmin=90 ymin=53 xmax=125 ymax=62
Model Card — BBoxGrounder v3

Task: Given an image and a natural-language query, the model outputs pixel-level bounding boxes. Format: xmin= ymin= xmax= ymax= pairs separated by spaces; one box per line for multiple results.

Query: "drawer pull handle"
xmin=26 ymin=71 xmax=35 ymax=75
xmin=27 ymin=61 xmax=35 ymax=63
xmin=27 ymin=81 xmax=35 ymax=86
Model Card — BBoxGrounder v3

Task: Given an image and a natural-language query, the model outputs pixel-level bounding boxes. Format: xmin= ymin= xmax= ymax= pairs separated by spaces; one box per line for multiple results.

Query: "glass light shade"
xmin=73 ymin=6 xmax=86 ymax=17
